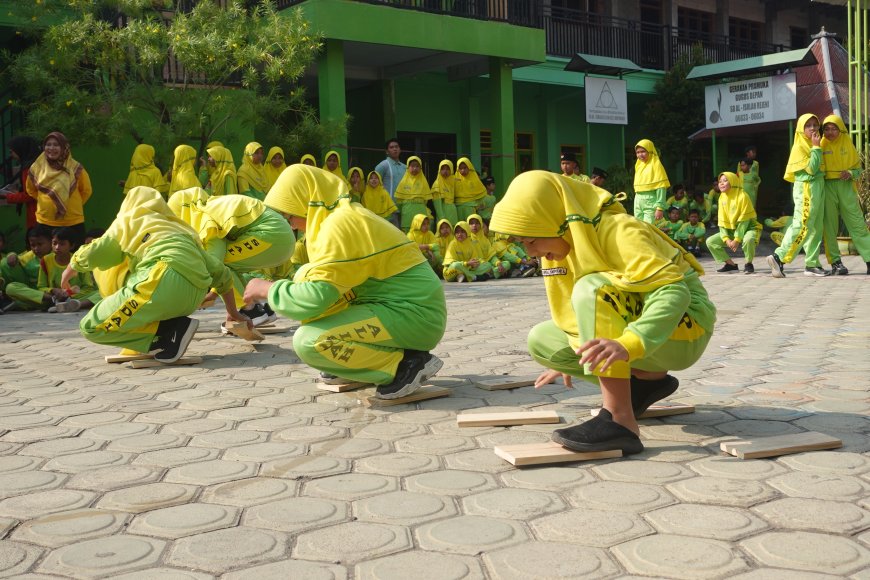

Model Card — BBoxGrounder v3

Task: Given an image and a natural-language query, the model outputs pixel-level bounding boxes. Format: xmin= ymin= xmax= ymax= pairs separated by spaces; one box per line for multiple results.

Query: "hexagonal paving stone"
xmin=43 ymin=450 xmax=134 ymax=473
xmin=237 ymin=416 xmax=310 ymax=432
xmin=294 ymin=521 xmax=411 ymax=564
xmin=127 ymin=502 xmax=239 ymax=538
xmin=97 ymin=483 xmax=198 ymax=513
xmin=244 ymin=497 xmax=349 ymax=533
xmin=0 ymin=456 xmax=43 ymax=474
xmin=201 ymin=477 xmax=298 ymax=507
xmin=387 ymin=409 xmax=454 ymax=424
xmin=531 ymin=508 xmax=652 ymax=548
xmin=261 ymin=456 xmax=351 ymax=480
xmin=593 ymin=459 xmax=694 ymax=484
xmin=499 ymin=466 xmax=597 ymax=491
xmin=358 ymin=551 xmax=484 ymax=580
xmin=752 ymin=497 xmax=870 ymax=534
xmin=132 ymin=446 xmax=221 ymax=468
xmin=13 ymin=509 xmax=129 ymax=547
xmin=168 ymin=527 xmax=288 ymax=574
xmin=355 ymin=491 xmax=457 ymax=525
xmin=462 ymin=488 xmax=565 ymax=520
xmin=67 ymin=465 xmax=164 ymax=492
xmin=644 ymin=503 xmax=768 ymax=540
xmin=38 ymin=535 xmax=166 ymax=578
xmin=355 ymin=452 xmax=440 ymax=477
xmin=224 ymin=559 xmax=346 ymax=580
xmin=223 ymin=442 xmax=307 ymax=462
xmin=778 ymin=451 xmax=870 ymax=476
xmin=189 ymin=430 xmax=269 ymax=449
xmin=405 ymin=470 xmax=499 ymax=497
xmin=22 ymin=437 xmax=103 ymax=457
xmin=160 ymin=418 xmax=234 ymax=436
xmin=353 ymin=422 xmax=429 ymax=440
xmin=767 ymin=472 xmax=869 ymax=501
xmin=0 ymin=425 xmax=81 ymax=443
xmin=106 ymin=433 xmax=189 ymax=453
xmin=728 ymin=570 xmax=843 ymax=580
xmin=309 ymin=437 xmax=391 ymax=459
xmin=0 ymin=471 xmax=68 ymax=499
xmin=568 ymin=481 xmax=675 ymax=513
xmin=741 ymin=531 xmax=870 ymax=575
xmin=81 ymin=423 xmax=159 ymax=441
xmin=303 ymin=473 xmax=398 ymax=501
xmin=247 ymin=392 xmax=310 ymax=407
xmin=415 ymin=515 xmax=528 ymax=556
xmin=0 ymin=540 xmax=44 ymax=577
xmin=394 ymin=434 xmax=478 ymax=455
xmin=687 ymin=455 xmax=789 ymax=480
xmin=484 ymin=541 xmax=618 ymax=579
xmin=272 ymin=425 xmax=345 ymax=443
xmin=0 ymin=489 xmax=96 ymax=519
xmin=443 ymin=448 xmax=516 ymax=473
xmin=164 ymin=460 xmax=259 ymax=486
xmin=134 ymin=409 xmax=204 ymax=424
xmin=614 ymin=534 xmax=749 ymax=579
xmin=112 ymin=567 xmax=214 ymax=580
xmin=208 ymin=406 xmax=275 ymax=421
xmin=667 ymin=476 xmax=778 ymax=507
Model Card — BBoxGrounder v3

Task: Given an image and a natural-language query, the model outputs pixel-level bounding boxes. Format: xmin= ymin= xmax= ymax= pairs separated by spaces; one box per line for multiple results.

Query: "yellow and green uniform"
xmin=689 ymin=197 xmax=712 ymax=224
xmin=264 ymin=146 xmax=287 ymax=192
xmin=38 ymin=253 xmax=99 ymax=303
xmin=706 ymin=172 xmax=761 ymax=264
xmin=434 ymin=218 xmax=454 ymax=274
xmin=431 ymin=160 xmax=458 ymax=225
xmin=394 ymin=156 xmax=432 ymax=232
xmin=206 ymin=146 xmax=238 ymax=196
xmin=263 ymin=165 xmax=447 ymax=385
xmin=491 ymin=231 xmax=527 ymax=266
xmin=764 ymin=215 xmax=793 ymax=246
xmin=347 ymin=167 xmax=366 ymax=204
xmin=655 ymin=218 xmax=683 ymax=241
xmin=168 ymin=187 xmax=295 ymax=308
xmin=442 ymin=222 xmax=493 ymax=282
xmin=820 ymin=114 xmax=870 ymax=264
xmin=2 ymin=250 xmax=45 ymax=310
xmin=665 ymin=194 xmax=689 ymax=219
xmin=237 ymin=142 xmax=268 ymax=201
xmin=360 ymin=171 xmax=397 ymax=220
xmin=454 ymin=158 xmax=486 ymax=222
xmin=775 ymin=114 xmax=825 ymax=267
xmin=633 ymin=139 xmax=670 ymax=224
xmin=675 ymin=222 xmax=706 ymax=248
xmin=197 ymin=140 xmax=223 ymax=187
xmin=321 ymin=150 xmax=348 ymax=185
xmin=706 ymin=188 xmax=720 ymax=224
xmin=490 ymin=171 xmax=715 ymax=383
xmin=738 ymin=167 xmax=761 ymax=207
xmin=123 ymin=144 xmax=168 ymax=196
xmin=468 ymin=213 xmax=510 ymax=278
xmin=407 ymin=214 xmax=441 ymax=273
xmin=169 ymin=144 xmax=201 ymax=196
xmin=70 ymin=187 xmax=234 ymax=353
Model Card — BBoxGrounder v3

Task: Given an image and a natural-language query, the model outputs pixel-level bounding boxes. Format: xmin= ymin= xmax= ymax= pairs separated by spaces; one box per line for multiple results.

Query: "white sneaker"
xmin=456 ymin=274 xmax=466 ymax=283
xmin=55 ymin=299 xmax=81 ymax=313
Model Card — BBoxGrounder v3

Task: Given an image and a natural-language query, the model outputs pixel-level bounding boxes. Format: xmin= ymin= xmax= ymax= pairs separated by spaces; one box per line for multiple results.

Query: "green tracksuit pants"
xmin=706 ymin=230 xmax=758 ymax=263
xmin=775 ymin=179 xmax=825 ymax=267
xmin=443 ymin=260 xmax=493 ymax=282
xmin=822 ymin=179 xmax=870 ymax=262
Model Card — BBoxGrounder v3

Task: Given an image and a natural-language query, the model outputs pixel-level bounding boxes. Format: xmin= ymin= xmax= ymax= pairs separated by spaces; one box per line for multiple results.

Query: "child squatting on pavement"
xmin=489 ymin=171 xmax=717 ymax=455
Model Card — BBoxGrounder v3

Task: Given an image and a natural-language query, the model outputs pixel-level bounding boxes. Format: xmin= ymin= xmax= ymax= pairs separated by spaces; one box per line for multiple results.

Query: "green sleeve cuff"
xmin=615 ymin=330 xmax=646 ymax=361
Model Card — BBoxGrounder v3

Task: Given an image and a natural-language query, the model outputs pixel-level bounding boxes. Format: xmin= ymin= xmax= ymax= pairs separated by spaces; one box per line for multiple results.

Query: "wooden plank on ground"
xmin=457 ymin=410 xmax=561 ymax=428
xmin=591 ymin=402 xmax=695 ymax=419
xmin=473 ymin=375 xmax=552 ymax=391
xmin=224 ymin=321 xmax=265 ymax=342
xmin=257 ymin=326 xmax=289 ymax=335
xmin=720 ymin=431 xmax=842 ymax=459
xmin=105 ymin=353 xmax=153 ymax=364
xmin=129 ymin=356 xmax=203 ymax=369
xmin=365 ymin=386 xmax=450 ymax=408
xmin=317 ymin=381 xmax=371 ymax=393
xmin=494 ymin=442 xmax=622 ymax=466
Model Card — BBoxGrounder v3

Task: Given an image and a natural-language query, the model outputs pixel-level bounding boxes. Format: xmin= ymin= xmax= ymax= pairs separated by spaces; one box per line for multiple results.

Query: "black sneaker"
xmin=240 ymin=304 xmax=271 ymax=326
xmin=375 ymin=351 xmax=443 ymax=399
xmin=804 ymin=266 xmax=830 ymax=277
xmin=831 ymin=261 xmax=849 ymax=275
xmin=476 ymin=273 xmax=493 ymax=282
xmin=153 ymin=317 xmax=199 ymax=363
xmin=743 ymin=262 xmax=755 ymax=274
xmin=263 ymin=302 xmax=277 ymax=316
xmin=630 ymin=375 xmax=679 ymax=418
xmin=766 ymin=254 xmax=786 ymax=278
xmin=522 ymin=265 xmax=537 ymax=278
xmin=319 ymin=372 xmax=358 ymax=385
xmin=0 ymin=294 xmax=14 ymax=315
xmin=551 ymin=409 xmax=643 ymax=455
xmin=716 ymin=263 xmax=738 ymax=273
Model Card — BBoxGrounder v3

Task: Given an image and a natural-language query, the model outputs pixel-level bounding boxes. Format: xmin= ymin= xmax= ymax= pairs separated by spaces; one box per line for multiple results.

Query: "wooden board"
xmin=256 ymin=326 xmax=289 ymax=335
xmin=129 ymin=356 xmax=203 ymax=369
xmin=365 ymin=386 xmax=450 ymax=407
xmin=720 ymin=431 xmax=842 ymax=459
xmin=591 ymin=402 xmax=695 ymax=419
xmin=317 ymin=381 xmax=371 ymax=393
xmin=457 ymin=410 xmax=561 ymax=427
xmin=494 ymin=442 xmax=622 ymax=466
xmin=224 ymin=321 xmax=264 ymax=341
xmin=473 ymin=375 xmax=552 ymax=391
xmin=105 ymin=353 xmax=153 ymax=364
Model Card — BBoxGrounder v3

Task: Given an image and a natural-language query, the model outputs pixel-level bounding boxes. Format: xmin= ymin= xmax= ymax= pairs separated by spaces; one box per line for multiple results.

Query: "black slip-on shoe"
xmin=551 ymin=409 xmax=643 ymax=455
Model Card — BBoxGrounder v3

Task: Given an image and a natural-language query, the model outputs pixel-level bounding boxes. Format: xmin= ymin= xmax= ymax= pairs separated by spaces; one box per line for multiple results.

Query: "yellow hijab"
xmin=716 ymin=172 xmax=757 ymax=230
xmin=394 ymin=156 xmax=431 ymax=201
xmin=237 ymin=142 xmax=268 ymax=195
xmin=123 ymin=144 xmax=168 ymax=195
xmin=169 ymin=144 xmax=200 ymax=195
xmin=431 ymin=159 xmax=455 ymax=204
xmin=168 ymin=186 xmax=264 ymax=243
xmin=633 ymin=139 xmax=670 ymax=192
xmin=820 ymin=114 xmax=860 ymax=180
xmin=322 ymin=150 xmax=347 ymax=183
xmin=28 ymin=133 xmax=83 ymax=215
xmin=435 ymin=218 xmax=453 ymax=257
xmin=444 ymin=221 xmax=479 ymax=263
xmin=300 ymin=154 xmax=316 ymax=166
xmin=264 ymin=146 xmax=286 ymax=191
xmin=454 ymin=157 xmax=486 ymax=204
xmin=347 ymin=167 xmax=366 ymax=200
xmin=207 ymin=146 xmax=237 ymax=196
xmin=264 ymin=165 xmax=423 ymax=293
xmin=467 ymin=213 xmax=495 ymax=259
xmin=361 ymin=171 xmax=397 ymax=218
xmin=407 ymin=213 xmax=437 ymax=247
xmin=784 ymin=113 xmax=820 ymax=183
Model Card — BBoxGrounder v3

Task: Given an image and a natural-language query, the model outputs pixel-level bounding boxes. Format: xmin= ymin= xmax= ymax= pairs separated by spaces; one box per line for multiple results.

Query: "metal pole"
xmin=586 ymin=122 xmax=591 ymax=175
xmin=711 ymin=129 xmax=717 ymax=178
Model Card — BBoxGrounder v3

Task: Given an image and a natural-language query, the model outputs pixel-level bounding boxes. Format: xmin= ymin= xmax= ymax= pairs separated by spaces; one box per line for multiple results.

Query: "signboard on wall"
xmin=585 ymin=77 xmax=628 ymax=125
xmin=704 ymin=73 xmax=796 ymax=129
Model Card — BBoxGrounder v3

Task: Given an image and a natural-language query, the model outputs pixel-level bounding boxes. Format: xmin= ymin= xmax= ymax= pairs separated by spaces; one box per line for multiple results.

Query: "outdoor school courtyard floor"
xmin=0 ymin=241 xmax=868 ymax=579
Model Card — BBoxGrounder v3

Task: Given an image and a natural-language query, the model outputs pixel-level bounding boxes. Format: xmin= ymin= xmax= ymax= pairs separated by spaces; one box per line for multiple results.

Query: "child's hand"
xmin=467 ymin=258 xmax=480 ymax=268
xmin=726 ymin=239 xmax=739 ymax=252
xmin=60 ymin=265 xmax=77 ymax=290
xmin=576 ymin=338 xmax=629 ymax=373
xmin=227 ymin=311 xmax=253 ymax=330
xmin=535 ymin=369 xmax=572 ymax=389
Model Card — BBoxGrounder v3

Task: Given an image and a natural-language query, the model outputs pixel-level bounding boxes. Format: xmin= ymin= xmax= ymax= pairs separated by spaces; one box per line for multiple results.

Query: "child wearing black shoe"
xmin=490 ymin=172 xmax=716 ymax=455
xmin=705 ymin=172 xmax=760 ymax=274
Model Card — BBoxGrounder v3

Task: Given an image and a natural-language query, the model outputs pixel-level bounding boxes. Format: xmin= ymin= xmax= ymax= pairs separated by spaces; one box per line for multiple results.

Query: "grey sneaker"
xmin=375 ymin=352 xmax=443 ymax=400
xmin=804 ymin=266 xmax=830 ymax=277
xmin=766 ymin=254 xmax=786 ymax=278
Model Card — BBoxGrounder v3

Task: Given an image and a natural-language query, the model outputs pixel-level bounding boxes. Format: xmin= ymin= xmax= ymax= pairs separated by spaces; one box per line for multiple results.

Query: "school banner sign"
xmin=585 ymin=77 xmax=628 ymax=125
xmin=704 ymin=73 xmax=796 ymax=129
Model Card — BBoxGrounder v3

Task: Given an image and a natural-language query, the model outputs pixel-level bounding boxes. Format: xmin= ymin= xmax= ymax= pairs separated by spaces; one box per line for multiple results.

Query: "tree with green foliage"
xmin=7 ymin=0 xmax=344 ymax=166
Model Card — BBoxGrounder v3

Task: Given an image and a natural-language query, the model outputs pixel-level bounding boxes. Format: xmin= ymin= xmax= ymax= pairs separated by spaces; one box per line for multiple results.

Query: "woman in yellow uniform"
xmin=122 ymin=144 xmax=169 ymax=196
xmin=264 ymin=146 xmax=287 ymax=192
xmin=169 ymin=144 xmax=201 ymax=196
xmin=431 ymin=159 xmax=458 ymax=225
xmin=206 ymin=145 xmax=238 ymax=196
xmin=394 ymin=156 xmax=431 ymax=232
xmin=453 ymin=157 xmax=486 ymax=222
xmin=237 ymin=142 xmax=269 ymax=200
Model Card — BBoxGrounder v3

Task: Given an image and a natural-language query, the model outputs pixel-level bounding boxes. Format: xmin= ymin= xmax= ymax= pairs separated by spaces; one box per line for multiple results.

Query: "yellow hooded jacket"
xmin=820 ymin=114 xmax=860 ymax=181
xmin=716 ymin=172 xmax=759 ymax=242
xmin=123 ymin=144 xmax=168 ymax=196
xmin=443 ymin=221 xmax=481 ymax=264
xmin=361 ymin=171 xmax=397 ymax=219
xmin=169 ymin=144 xmax=201 ymax=195
xmin=407 ymin=213 xmax=438 ymax=252
xmin=430 ymin=159 xmax=456 ymax=204
xmin=454 ymin=158 xmax=486 ymax=204
xmin=207 ymin=146 xmax=238 ymax=196
xmin=322 ymin=150 xmax=348 ymax=184
xmin=167 ymin=187 xmax=265 ymax=245
xmin=435 ymin=218 xmax=454 ymax=258
xmin=784 ymin=114 xmax=822 ymax=183
xmin=633 ymin=139 xmax=670 ymax=193
xmin=264 ymin=146 xmax=287 ymax=191
xmin=394 ymin=157 xmax=431 ymax=203
xmin=237 ymin=142 xmax=268 ymax=199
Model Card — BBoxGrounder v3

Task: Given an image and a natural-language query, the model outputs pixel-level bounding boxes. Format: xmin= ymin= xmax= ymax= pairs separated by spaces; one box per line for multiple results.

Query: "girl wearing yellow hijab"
xmin=434 ymin=218 xmax=453 ymax=266
xmin=169 ymin=145 xmax=201 ymax=195
xmin=407 ymin=213 xmax=441 ymax=273
xmin=361 ymin=171 xmax=397 ymax=219
xmin=206 ymin=146 xmax=239 ymax=196
xmin=767 ymin=113 xmax=827 ymax=277
xmin=431 ymin=159 xmax=458 ymax=225
xmin=122 ymin=144 xmax=169 ymax=196
xmin=347 ymin=167 xmax=365 ymax=204
xmin=61 ymin=186 xmax=247 ymax=363
xmin=167 ymin=187 xmax=295 ymax=326
xmin=300 ymin=154 xmax=316 ymax=166
xmin=322 ymin=150 xmax=348 ymax=184
xmin=443 ymin=221 xmax=493 ymax=282
xmin=453 ymin=157 xmax=486 ymax=221
xmin=247 ymin=165 xmax=447 ymax=399
xmin=490 ymin=171 xmax=716 ymax=455
xmin=705 ymin=172 xmax=761 ymax=274
xmin=394 ymin=156 xmax=432 ymax=231
xmin=264 ymin=146 xmax=286 ymax=191
xmin=633 ymin=139 xmax=670 ymax=224
xmin=198 ymin=140 xmax=224 ymax=186
xmin=820 ymin=114 xmax=870 ymax=275
xmin=468 ymin=213 xmax=510 ymax=279
xmin=237 ymin=142 xmax=268 ymax=200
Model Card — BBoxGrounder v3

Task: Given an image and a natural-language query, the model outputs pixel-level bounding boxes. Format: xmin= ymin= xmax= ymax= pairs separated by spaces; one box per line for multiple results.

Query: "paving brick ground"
xmin=1 ymin=242 xmax=869 ymax=579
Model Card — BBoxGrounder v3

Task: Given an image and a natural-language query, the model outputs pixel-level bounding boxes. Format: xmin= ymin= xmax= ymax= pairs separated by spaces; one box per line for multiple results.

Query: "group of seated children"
xmin=654 ymin=183 xmax=709 ymax=258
